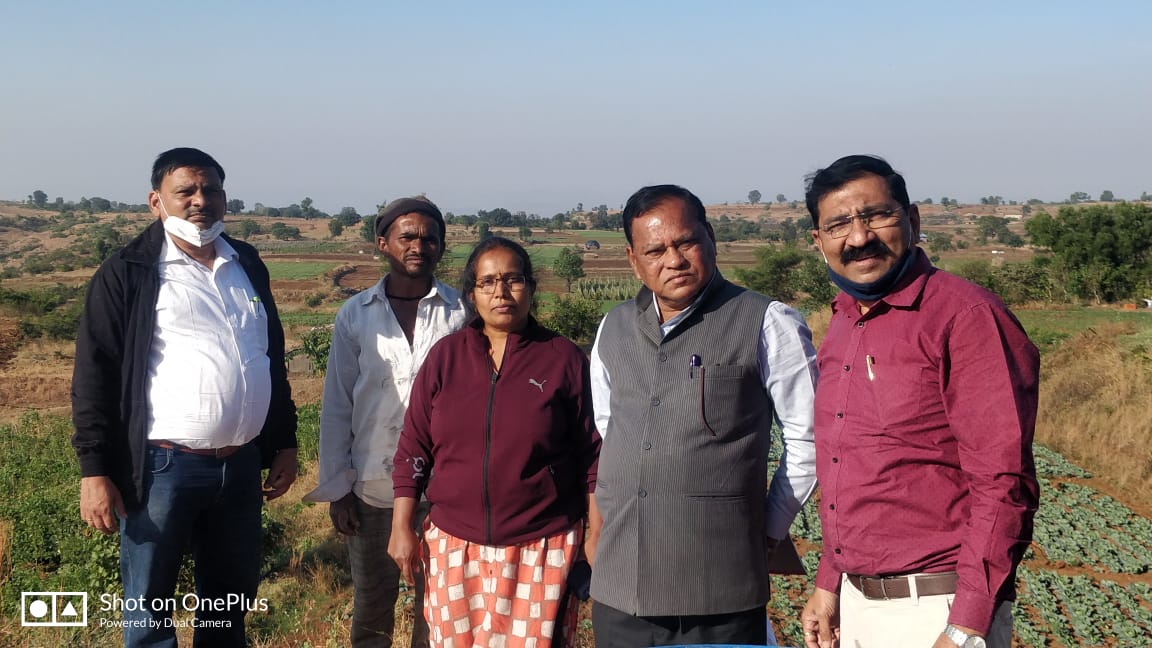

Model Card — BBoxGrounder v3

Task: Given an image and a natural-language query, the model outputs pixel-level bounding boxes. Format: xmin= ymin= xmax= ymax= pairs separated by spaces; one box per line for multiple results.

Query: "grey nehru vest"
xmin=591 ymin=274 xmax=777 ymax=616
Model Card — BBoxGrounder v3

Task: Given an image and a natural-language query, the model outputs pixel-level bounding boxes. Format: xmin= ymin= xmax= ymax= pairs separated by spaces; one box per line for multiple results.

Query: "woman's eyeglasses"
xmin=474 ymin=274 xmax=527 ymax=294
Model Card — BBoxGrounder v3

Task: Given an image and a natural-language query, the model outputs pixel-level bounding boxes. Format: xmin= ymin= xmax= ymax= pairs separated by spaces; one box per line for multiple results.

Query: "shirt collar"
xmin=365 ymin=276 xmax=457 ymax=306
xmin=159 ymin=231 xmax=236 ymax=265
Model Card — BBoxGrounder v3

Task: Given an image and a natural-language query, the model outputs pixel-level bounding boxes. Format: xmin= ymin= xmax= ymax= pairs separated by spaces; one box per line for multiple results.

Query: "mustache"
xmin=840 ymin=239 xmax=894 ymax=265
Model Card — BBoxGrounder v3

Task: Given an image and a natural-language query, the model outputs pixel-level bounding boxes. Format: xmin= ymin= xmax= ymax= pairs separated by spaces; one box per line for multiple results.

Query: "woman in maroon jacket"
xmin=390 ymin=237 xmax=601 ymax=647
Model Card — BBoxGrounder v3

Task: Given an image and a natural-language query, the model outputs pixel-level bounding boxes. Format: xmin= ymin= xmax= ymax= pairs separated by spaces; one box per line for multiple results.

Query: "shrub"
xmin=541 ymin=295 xmax=602 ymax=345
xmin=733 ymin=246 xmax=833 ymax=310
xmin=289 ymin=326 xmax=333 ymax=375
xmin=269 ymin=222 xmax=303 ymax=241
xmin=1 ymin=284 xmax=86 ymax=340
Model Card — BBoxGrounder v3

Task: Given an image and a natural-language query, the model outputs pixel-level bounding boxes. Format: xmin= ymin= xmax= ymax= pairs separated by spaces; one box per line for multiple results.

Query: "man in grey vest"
xmin=587 ymin=184 xmax=819 ymax=646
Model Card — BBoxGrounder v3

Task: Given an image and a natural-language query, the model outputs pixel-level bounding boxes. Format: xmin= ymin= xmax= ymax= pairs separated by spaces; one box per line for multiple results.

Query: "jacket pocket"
xmin=699 ymin=363 xmax=755 ymax=436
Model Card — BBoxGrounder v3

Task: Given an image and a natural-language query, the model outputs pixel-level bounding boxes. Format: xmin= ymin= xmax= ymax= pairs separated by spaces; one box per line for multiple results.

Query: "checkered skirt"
xmin=422 ymin=520 xmax=582 ymax=648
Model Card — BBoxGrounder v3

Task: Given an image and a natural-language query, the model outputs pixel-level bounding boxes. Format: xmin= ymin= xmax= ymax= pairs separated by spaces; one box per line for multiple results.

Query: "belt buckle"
xmin=879 ymin=578 xmax=889 ymax=600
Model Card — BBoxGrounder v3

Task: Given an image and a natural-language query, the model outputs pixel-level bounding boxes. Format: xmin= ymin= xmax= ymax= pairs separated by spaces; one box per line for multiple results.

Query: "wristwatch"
xmin=944 ymin=624 xmax=987 ymax=648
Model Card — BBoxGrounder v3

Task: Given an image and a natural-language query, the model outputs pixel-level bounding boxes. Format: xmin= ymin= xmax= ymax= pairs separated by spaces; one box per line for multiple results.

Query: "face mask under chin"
xmin=158 ymin=199 xmax=224 ymax=247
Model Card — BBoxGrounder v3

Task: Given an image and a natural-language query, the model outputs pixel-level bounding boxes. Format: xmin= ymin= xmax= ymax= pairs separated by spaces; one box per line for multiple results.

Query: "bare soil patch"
xmin=336 ymin=265 xmax=383 ymax=291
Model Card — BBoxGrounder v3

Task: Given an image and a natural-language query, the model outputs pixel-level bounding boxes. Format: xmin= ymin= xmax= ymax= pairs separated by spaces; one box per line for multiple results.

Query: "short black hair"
xmin=151 ymin=148 xmax=226 ymax=190
xmin=804 ymin=155 xmax=910 ymax=227
xmin=621 ymin=184 xmax=707 ymax=246
xmin=460 ymin=236 xmax=538 ymax=313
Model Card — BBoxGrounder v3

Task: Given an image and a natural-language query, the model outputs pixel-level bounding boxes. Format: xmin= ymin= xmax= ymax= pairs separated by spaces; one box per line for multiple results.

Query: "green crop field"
xmin=264 ymin=261 xmax=338 ymax=281
xmin=279 ymin=310 xmax=338 ymax=329
xmin=764 ymin=440 xmax=1152 ymax=647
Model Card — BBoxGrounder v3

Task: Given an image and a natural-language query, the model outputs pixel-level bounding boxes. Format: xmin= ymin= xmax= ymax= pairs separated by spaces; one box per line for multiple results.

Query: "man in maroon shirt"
xmin=799 ymin=155 xmax=1039 ymax=648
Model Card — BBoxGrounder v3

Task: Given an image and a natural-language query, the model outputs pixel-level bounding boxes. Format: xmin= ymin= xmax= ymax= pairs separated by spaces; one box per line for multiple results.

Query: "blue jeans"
xmin=120 ymin=443 xmax=263 ymax=648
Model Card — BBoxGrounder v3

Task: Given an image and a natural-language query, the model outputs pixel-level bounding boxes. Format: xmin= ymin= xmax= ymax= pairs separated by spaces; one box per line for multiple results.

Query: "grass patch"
xmin=1014 ymin=307 xmax=1152 ymax=351
xmin=527 ymin=246 xmax=565 ymax=267
xmin=0 ymin=405 xmax=338 ymax=647
xmin=279 ymin=311 xmax=337 ymax=329
xmin=571 ymin=230 xmax=627 ymax=243
xmin=443 ymin=246 xmax=473 ymax=265
xmin=265 ymin=262 xmax=338 ymax=281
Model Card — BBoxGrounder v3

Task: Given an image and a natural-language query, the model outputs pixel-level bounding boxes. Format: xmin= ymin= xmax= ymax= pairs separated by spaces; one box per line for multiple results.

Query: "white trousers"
xmin=839 ymin=574 xmax=1014 ymax=648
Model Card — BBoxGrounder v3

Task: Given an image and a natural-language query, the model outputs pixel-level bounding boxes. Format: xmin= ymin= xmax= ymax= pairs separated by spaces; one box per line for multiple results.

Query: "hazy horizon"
xmin=2 ymin=1 xmax=1149 ymax=217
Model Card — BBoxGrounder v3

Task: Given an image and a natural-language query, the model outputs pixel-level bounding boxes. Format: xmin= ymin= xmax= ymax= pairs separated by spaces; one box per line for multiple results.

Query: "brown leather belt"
xmin=847 ymin=572 xmax=958 ymax=600
xmin=149 ymin=440 xmax=245 ymax=459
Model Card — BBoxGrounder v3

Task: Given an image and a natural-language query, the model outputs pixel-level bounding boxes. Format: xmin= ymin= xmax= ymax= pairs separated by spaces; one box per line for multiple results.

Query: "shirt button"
xmin=835 ymin=412 xmax=844 ymax=419
xmin=828 ymin=504 xmax=836 ymax=511
xmin=642 ymin=442 xmax=652 ymax=450
xmin=651 ymin=397 xmax=661 ymax=407
xmin=638 ymin=489 xmax=647 ymax=498
xmin=832 ymin=457 xmax=839 ymax=464
xmin=659 ymin=352 xmax=668 ymax=362
xmin=843 ymin=364 xmax=850 ymax=372
xmin=835 ymin=548 xmax=842 ymax=554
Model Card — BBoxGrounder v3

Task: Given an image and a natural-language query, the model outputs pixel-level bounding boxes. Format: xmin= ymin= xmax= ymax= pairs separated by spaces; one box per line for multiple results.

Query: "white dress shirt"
xmin=589 ymin=290 xmax=819 ymax=541
xmin=304 ymin=277 xmax=467 ymax=508
xmin=147 ymin=234 xmax=271 ymax=449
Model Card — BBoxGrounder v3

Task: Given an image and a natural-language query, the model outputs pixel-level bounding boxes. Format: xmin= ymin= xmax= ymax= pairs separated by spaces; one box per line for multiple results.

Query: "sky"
xmin=1 ymin=1 xmax=1149 ymax=218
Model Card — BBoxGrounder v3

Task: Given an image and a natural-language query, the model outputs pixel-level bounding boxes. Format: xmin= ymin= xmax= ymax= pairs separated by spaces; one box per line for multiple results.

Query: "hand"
xmin=583 ymin=526 xmax=600 ymax=568
xmin=263 ymin=448 xmax=298 ymax=500
xmin=585 ymin=493 xmax=602 ymax=567
xmin=801 ymin=587 xmax=840 ymax=648
xmin=80 ymin=476 xmax=125 ymax=535
xmin=329 ymin=492 xmax=360 ymax=535
xmin=387 ymin=525 xmax=422 ymax=587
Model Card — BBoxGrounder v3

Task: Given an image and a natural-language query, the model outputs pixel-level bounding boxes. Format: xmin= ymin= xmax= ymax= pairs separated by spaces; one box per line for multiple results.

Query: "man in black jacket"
xmin=72 ymin=147 xmax=297 ymax=647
